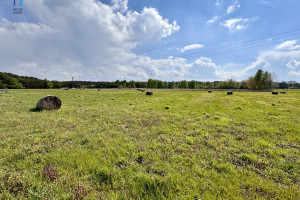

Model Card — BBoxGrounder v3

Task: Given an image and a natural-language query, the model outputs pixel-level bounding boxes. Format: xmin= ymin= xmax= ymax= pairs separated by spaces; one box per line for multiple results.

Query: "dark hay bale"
xmin=280 ymin=91 xmax=286 ymax=94
xmin=208 ymin=90 xmax=212 ymax=93
xmin=141 ymin=90 xmax=145 ymax=92
xmin=137 ymin=89 xmax=141 ymax=91
xmin=146 ymin=91 xmax=153 ymax=95
xmin=37 ymin=96 xmax=62 ymax=110
xmin=272 ymin=91 xmax=278 ymax=95
xmin=98 ymin=89 xmax=101 ymax=91
xmin=165 ymin=105 xmax=170 ymax=109
xmin=227 ymin=91 xmax=233 ymax=95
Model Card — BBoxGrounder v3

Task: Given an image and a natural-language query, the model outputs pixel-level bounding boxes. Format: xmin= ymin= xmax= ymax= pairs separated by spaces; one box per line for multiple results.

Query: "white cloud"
xmin=216 ymin=61 xmax=265 ymax=80
xmin=286 ymin=59 xmax=300 ymax=76
xmin=181 ymin=44 xmax=204 ymax=53
xmin=249 ymin=46 xmax=300 ymax=80
xmin=111 ymin=0 xmax=128 ymax=13
xmin=126 ymin=8 xmax=180 ymax=43
xmin=207 ymin=16 xmax=218 ymax=24
xmin=215 ymin=0 xmax=221 ymax=6
xmin=275 ymin=40 xmax=300 ymax=50
xmin=220 ymin=18 xmax=248 ymax=30
xmin=226 ymin=0 xmax=240 ymax=14
xmin=286 ymin=59 xmax=300 ymax=70
xmin=1 ymin=0 xmax=299 ymax=82
xmin=0 ymin=0 xmax=180 ymax=81
xmin=210 ymin=42 xmax=300 ymax=81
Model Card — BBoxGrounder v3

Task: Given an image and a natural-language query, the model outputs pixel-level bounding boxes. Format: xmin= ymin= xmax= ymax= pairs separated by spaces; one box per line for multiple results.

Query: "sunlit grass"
xmin=0 ymin=89 xmax=299 ymax=199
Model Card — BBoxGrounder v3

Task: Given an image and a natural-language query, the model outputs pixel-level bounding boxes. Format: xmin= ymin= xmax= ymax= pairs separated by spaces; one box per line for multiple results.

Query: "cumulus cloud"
xmin=276 ymin=40 xmax=300 ymax=50
xmin=286 ymin=59 xmax=300 ymax=70
xmin=220 ymin=18 xmax=248 ymax=30
xmin=181 ymin=44 xmax=204 ymax=53
xmin=111 ymin=0 xmax=128 ymax=13
xmin=248 ymin=44 xmax=300 ymax=80
xmin=0 ymin=0 xmax=179 ymax=80
xmin=216 ymin=61 xmax=265 ymax=80
xmin=1 ymin=0 xmax=299 ymax=82
xmin=286 ymin=59 xmax=300 ymax=76
xmin=227 ymin=0 xmax=240 ymax=14
xmin=127 ymin=56 xmax=220 ymax=81
xmin=215 ymin=0 xmax=221 ymax=6
xmin=207 ymin=16 xmax=218 ymax=24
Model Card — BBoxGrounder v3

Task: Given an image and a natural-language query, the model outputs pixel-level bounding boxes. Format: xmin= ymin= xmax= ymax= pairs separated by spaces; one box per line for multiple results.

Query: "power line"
xmin=183 ymin=35 xmax=300 ymax=62
xmin=176 ymin=28 xmax=300 ymax=60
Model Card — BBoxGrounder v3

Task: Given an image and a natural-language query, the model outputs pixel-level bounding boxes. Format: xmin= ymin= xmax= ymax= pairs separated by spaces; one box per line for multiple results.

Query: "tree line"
xmin=1 ymin=70 xmax=300 ymax=90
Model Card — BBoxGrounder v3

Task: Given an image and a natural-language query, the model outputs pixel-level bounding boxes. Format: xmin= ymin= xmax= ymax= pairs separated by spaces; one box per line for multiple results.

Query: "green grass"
xmin=0 ymin=89 xmax=299 ymax=199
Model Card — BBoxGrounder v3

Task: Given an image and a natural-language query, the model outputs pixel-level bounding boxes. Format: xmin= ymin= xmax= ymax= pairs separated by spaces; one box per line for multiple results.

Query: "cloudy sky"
xmin=1 ymin=0 xmax=300 ymax=81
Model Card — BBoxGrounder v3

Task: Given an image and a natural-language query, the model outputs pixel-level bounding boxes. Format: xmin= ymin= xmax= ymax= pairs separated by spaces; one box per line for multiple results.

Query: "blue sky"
xmin=1 ymin=0 xmax=300 ymax=81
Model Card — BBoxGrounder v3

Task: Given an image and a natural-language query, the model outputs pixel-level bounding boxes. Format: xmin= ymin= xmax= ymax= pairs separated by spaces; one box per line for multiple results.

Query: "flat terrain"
xmin=0 ymin=89 xmax=299 ymax=199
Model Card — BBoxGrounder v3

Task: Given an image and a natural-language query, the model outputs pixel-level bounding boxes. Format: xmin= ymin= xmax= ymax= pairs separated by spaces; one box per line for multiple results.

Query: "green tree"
xmin=254 ymin=69 xmax=263 ymax=90
xmin=249 ymin=69 xmax=274 ymax=90
xmin=46 ymin=81 xmax=54 ymax=89
xmin=179 ymin=80 xmax=188 ymax=89
xmin=188 ymin=80 xmax=198 ymax=89
xmin=170 ymin=81 xmax=177 ymax=89
xmin=129 ymin=80 xmax=136 ymax=88
xmin=157 ymin=80 xmax=165 ymax=88
xmin=147 ymin=79 xmax=159 ymax=88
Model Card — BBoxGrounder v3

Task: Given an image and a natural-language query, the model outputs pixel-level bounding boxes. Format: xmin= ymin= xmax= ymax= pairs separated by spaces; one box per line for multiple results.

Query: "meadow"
xmin=0 ymin=89 xmax=299 ymax=199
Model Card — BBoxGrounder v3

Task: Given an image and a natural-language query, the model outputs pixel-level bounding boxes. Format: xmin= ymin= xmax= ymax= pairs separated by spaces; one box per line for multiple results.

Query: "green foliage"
xmin=215 ymin=79 xmax=241 ymax=89
xmin=170 ymin=81 xmax=177 ymax=89
xmin=248 ymin=69 xmax=274 ymax=90
xmin=0 ymin=89 xmax=299 ymax=199
xmin=0 ymin=72 xmax=24 ymax=89
xmin=2 ymin=71 xmax=300 ymax=90
xmin=178 ymin=80 xmax=188 ymax=88
xmin=147 ymin=79 xmax=159 ymax=88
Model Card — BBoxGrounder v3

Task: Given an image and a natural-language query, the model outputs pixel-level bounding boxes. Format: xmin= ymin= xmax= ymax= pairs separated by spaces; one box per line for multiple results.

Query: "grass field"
xmin=0 ymin=89 xmax=299 ymax=199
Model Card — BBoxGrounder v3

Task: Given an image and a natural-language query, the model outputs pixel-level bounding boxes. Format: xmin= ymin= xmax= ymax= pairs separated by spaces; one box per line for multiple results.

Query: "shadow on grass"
xmin=29 ymin=107 xmax=41 ymax=112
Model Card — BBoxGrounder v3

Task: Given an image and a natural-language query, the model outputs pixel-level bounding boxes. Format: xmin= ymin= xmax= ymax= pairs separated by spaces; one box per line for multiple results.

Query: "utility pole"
xmin=72 ymin=76 xmax=74 ymax=88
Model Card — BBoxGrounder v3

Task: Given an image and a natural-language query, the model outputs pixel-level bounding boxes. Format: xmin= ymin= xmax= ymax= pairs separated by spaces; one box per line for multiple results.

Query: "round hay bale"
xmin=272 ymin=91 xmax=278 ymax=95
xmin=146 ymin=91 xmax=153 ymax=95
xmin=208 ymin=90 xmax=212 ymax=93
xmin=37 ymin=96 xmax=62 ymax=110
xmin=165 ymin=105 xmax=170 ymax=109
xmin=141 ymin=90 xmax=145 ymax=92
xmin=227 ymin=91 xmax=233 ymax=95
xmin=280 ymin=91 xmax=286 ymax=94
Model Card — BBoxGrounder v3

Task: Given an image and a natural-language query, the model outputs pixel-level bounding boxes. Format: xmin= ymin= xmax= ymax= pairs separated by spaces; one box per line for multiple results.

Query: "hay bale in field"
xmin=36 ymin=96 xmax=62 ymax=110
xmin=141 ymin=90 xmax=145 ymax=92
xmin=137 ymin=89 xmax=141 ymax=91
xmin=272 ymin=91 xmax=278 ymax=95
xmin=146 ymin=91 xmax=153 ymax=95
xmin=98 ymin=89 xmax=101 ymax=91
xmin=62 ymin=87 xmax=68 ymax=90
xmin=280 ymin=91 xmax=286 ymax=94
xmin=0 ymin=88 xmax=8 ymax=93
xmin=208 ymin=90 xmax=212 ymax=93
xmin=227 ymin=91 xmax=233 ymax=95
